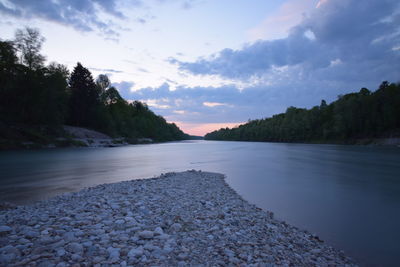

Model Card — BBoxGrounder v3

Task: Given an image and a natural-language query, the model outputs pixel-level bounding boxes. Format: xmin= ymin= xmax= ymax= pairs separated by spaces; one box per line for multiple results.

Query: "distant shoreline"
xmin=0 ymin=171 xmax=355 ymax=266
xmin=205 ymin=137 xmax=400 ymax=146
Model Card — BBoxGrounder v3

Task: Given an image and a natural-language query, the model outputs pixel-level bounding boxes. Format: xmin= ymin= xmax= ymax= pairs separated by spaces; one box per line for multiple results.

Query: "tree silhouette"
xmin=96 ymin=74 xmax=111 ymax=93
xmin=0 ymin=41 xmax=18 ymax=72
xmin=14 ymin=27 xmax=46 ymax=70
xmin=67 ymin=62 xmax=100 ymax=127
xmin=0 ymin=29 xmax=190 ymax=147
xmin=205 ymin=82 xmax=400 ymax=143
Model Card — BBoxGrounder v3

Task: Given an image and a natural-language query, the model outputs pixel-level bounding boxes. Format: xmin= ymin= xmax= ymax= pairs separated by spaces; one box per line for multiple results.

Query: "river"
xmin=1 ymin=140 xmax=399 ymax=266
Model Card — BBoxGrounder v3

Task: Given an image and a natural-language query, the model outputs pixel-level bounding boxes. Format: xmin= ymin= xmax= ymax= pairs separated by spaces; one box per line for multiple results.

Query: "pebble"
xmin=154 ymin=227 xmax=164 ymax=235
xmin=0 ymin=171 xmax=356 ymax=266
xmin=138 ymin=230 xmax=154 ymax=239
xmin=67 ymin=242 xmax=84 ymax=254
xmin=107 ymin=247 xmax=120 ymax=263
xmin=128 ymin=247 xmax=143 ymax=258
xmin=0 ymin=225 xmax=12 ymax=234
xmin=170 ymin=223 xmax=182 ymax=232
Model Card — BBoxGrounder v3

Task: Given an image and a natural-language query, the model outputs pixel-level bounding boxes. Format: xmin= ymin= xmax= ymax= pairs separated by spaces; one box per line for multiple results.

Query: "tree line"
xmin=205 ymin=82 xmax=400 ymax=144
xmin=0 ymin=27 xmax=188 ymax=147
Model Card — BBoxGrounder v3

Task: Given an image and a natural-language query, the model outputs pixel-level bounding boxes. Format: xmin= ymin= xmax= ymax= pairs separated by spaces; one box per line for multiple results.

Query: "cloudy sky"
xmin=1 ymin=0 xmax=399 ymax=135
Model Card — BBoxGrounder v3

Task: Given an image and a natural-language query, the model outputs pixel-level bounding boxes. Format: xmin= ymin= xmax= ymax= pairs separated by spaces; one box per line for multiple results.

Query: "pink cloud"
xmin=248 ymin=0 xmax=319 ymax=41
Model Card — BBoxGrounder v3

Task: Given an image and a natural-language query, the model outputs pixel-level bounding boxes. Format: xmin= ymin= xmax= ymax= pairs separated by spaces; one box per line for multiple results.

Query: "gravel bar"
xmin=0 ymin=170 xmax=356 ymax=266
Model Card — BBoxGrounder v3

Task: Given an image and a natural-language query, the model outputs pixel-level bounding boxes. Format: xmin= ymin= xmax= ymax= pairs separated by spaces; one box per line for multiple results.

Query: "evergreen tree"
xmin=67 ymin=62 xmax=101 ymax=127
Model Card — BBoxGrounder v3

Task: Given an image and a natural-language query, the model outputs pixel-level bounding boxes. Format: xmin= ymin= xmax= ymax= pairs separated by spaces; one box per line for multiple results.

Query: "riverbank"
xmin=0 ymin=124 xmax=154 ymax=150
xmin=0 ymin=171 xmax=355 ymax=266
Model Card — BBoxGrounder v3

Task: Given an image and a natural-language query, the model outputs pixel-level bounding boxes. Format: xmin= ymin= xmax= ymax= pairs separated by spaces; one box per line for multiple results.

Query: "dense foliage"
xmin=0 ymin=28 xmax=188 ymax=146
xmin=205 ymin=82 xmax=400 ymax=143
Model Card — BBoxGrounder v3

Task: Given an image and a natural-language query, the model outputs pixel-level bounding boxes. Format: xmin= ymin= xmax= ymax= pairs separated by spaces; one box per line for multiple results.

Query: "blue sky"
xmin=1 ymin=0 xmax=399 ymax=135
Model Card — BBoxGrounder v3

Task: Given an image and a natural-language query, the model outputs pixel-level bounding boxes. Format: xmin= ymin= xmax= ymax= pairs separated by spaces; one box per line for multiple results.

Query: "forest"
xmin=205 ymin=82 xmax=400 ymax=144
xmin=0 ymin=28 xmax=188 ymax=149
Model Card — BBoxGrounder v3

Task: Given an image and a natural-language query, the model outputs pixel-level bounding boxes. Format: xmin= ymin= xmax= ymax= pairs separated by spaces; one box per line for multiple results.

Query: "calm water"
xmin=1 ymin=141 xmax=399 ymax=266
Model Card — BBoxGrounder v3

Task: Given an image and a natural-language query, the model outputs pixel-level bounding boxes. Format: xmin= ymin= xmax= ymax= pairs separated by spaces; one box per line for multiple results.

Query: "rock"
xmin=37 ymin=259 xmax=55 ymax=267
xmin=128 ymin=247 xmax=143 ymax=258
xmin=0 ymin=252 xmax=16 ymax=264
xmin=82 ymin=241 xmax=93 ymax=247
xmin=23 ymin=230 xmax=39 ymax=239
xmin=110 ymin=204 xmax=120 ymax=209
xmin=0 ymin=171 xmax=356 ymax=266
xmin=177 ymin=253 xmax=188 ymax=260
xmin=163 ymin=244 xmax=174 ymax=254
xmin=51 ymin=239 xmax=65 ymax=248
xmin=63 ymin=232 xmax=76 ymax=242
xmin=71 ymin=253 xmax=82 ymax=261
xmin=67 ymin=242 xmax=84 ymax=254
xmin=144 ymin=244 xmax=159 ymax=251
xmin=0 ymin=226 xmax=12 ymax=235
xmin=224 ymin=248 xmax=235 ymax=258
xmin=56 ymin=248 xmax=66 ymax=257
xmin=157 ymin=233 xmax=170 ymax=240
xmin=41 ymin=229 xmax=49 ymax=235
xmin=170 ymin=223 xmax=182 ymax=232
xmin=39 ymin=236 xmax=57 ymax=245
xmin=154 ymin=226 xmax=164 ymax=235
xmin=18 ymin=238 xmax=30 ymax=244
xmin=138 ymin=230 xmax=154 ymax=239
xmin=107 ymin=247 xmax=120 ymax=263
xmin=311 ymin=248 xmax=321 ymax=254
xmin=229 ymin=256 xmax=240 ymax=264
xmin=92 ymin=256 xmax=105 ymax=263
xmin=115 ymin=219 xmax=125 ymax=225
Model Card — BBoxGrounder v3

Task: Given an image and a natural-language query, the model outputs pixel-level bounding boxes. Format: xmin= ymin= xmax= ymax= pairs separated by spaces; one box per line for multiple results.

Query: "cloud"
xmin=144 ymin=99 xmax=171 ymax=109
xmin=203 ymin=102 xmax=231 ymax=108
xmin=248 ymin=0 xmax=318 ymax=41
xmin=112 ymin=81 xmax=135 ymax=96
xmin=171 ymin=0 xmax=400 ymax=86
xmin=0 ymin=0 xmax=135 ymax=35
xmin=112 ymin=71 xmax=391 ymax=135
xmin=90 ymin=67 xmax=123 ymax=73
xmin=0 ymin=0 xmax=208 ymax=39
xmin=113 ymin=79 xmax=354 ymax=125
xmin=137 ymin=67 xmax=149 ymax=73
xmin=136 ymin=18 xmax=146 ymax=24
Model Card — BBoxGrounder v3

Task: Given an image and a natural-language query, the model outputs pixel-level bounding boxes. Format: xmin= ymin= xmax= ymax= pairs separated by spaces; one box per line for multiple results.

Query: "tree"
xmin=0 ymin=40 xmax=18 ymax=72
xmin=320 ymin=99 xmax=327 ymax=108
xmin=14 ymin=27 xmax=46 ymax=70
xmin=67 ymin=62 xmax=100 ymax=127
xmin=359 ymin=87 xmax=370 ymax=96
xmin=205 ymin=81 xmax=400 ymax=143
xmin=103 ymin=87 xmax=124 ymax=105
xmin=0 ymin=41 xmax=18 ymax=97
xmin=96 ymin=74 xmax=110 ymax=94
xmin=1 ymin=33 xmax=189 ymax=145
xmin=47 ymin=62 xmax=69 ymax=80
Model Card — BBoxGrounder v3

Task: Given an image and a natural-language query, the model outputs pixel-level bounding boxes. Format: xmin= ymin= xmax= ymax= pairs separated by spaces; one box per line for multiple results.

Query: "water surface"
xmin=1 ymin=141 xmax=399 ymax=266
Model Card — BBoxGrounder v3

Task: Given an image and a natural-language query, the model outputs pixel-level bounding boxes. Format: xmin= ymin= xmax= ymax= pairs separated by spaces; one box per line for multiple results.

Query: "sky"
xmin=0 ymin=0 xmax=399 ymax=136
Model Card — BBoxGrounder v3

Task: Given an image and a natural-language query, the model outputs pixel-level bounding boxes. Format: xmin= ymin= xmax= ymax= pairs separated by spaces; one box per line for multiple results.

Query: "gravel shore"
xmin=0 ymin=171 xmax=356 ymax=266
